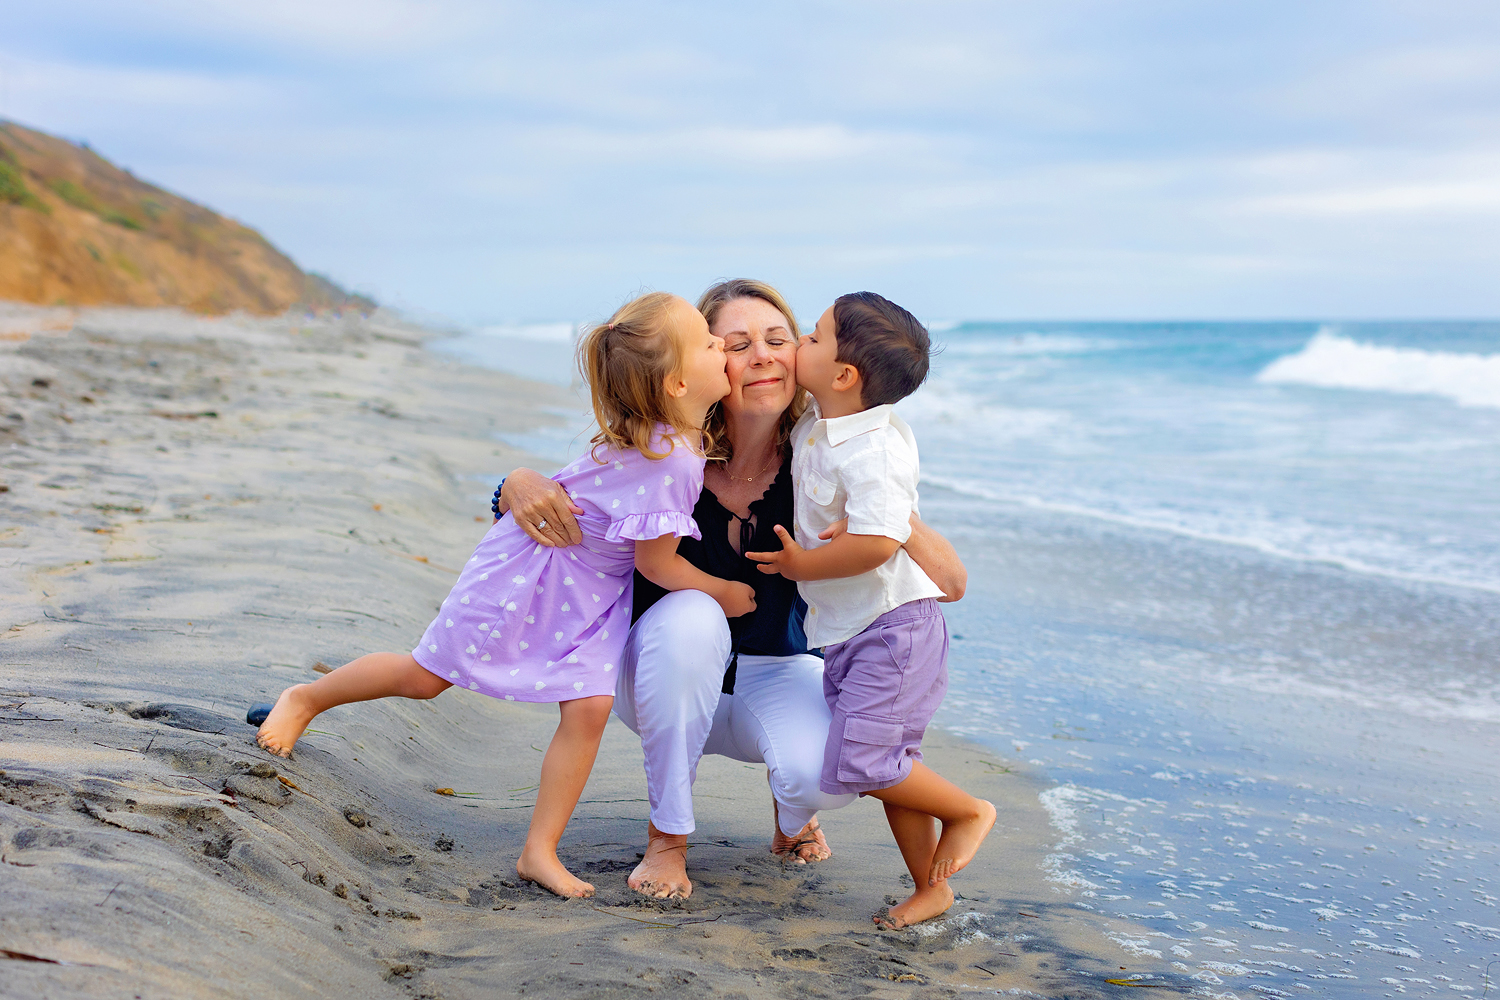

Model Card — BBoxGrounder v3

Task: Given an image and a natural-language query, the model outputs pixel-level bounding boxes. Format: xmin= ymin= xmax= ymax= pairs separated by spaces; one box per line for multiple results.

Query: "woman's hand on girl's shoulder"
xmin=502 ymin=468 xmax=585 ymax=547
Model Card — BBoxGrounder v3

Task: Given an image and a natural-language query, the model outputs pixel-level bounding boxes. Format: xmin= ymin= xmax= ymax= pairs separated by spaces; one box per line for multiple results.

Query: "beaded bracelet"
xmin=490 ymin=478 xmax=506 ymax=519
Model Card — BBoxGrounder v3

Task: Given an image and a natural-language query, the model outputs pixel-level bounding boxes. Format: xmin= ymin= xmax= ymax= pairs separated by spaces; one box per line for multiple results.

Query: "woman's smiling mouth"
xmin=744 ymin=376 xmax=782 ymax=388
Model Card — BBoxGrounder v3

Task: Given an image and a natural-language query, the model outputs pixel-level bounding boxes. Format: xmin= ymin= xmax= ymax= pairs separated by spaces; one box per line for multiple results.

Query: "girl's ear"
xmin=664 ymin=374 xmax=689 ymax=399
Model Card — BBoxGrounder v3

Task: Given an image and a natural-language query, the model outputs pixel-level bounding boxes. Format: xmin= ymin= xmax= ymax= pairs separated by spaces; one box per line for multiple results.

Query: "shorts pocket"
xmin=837 ymin=714 xmax=904 ymax=784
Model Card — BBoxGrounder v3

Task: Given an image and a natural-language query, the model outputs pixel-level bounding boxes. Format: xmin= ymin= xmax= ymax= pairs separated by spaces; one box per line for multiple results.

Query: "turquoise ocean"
xmin=434 ymin=319 xmax=1500 ymax=997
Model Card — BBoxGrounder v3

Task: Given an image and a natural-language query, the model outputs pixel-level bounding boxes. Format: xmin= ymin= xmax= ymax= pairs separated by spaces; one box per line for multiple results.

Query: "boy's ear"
xmin=831 ymin=363 xmax=861 ymax=395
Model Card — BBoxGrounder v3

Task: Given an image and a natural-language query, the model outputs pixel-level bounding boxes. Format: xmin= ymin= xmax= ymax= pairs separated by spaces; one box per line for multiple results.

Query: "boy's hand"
xmin=817 ymin=518 xmax=848 ymax=542
xmin=717 ymin=581 xmax=758 ymax=618
xmin=746 ymin=525 xmax=807 ymax=580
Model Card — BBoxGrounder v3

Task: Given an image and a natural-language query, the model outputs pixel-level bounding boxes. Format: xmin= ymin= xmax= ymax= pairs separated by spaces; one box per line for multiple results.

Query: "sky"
xmin=2 ymin=1 xmax=1498 ymax=324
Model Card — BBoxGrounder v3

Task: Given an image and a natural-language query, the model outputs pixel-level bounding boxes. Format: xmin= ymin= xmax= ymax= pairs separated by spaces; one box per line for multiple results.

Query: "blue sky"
xmin=3 ymin=1 xmax=1498 ymax=324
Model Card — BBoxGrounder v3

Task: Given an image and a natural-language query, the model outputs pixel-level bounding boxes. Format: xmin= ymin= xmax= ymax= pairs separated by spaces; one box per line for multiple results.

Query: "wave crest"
xmin=1258 ymin=329 xmax=1500 ymax=409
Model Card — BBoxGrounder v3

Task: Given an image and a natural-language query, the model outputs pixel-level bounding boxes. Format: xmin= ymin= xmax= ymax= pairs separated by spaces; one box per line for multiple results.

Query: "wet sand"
xmin=0 ymin=305 xmax=1199 ymax=999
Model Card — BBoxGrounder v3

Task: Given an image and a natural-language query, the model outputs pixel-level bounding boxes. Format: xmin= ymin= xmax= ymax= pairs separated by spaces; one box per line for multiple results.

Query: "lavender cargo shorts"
xmin=819 ymin=598 xmax=949 ymax=796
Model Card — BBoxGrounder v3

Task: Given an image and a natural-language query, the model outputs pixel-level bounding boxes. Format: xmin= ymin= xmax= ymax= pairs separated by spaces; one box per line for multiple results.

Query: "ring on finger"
xmin=537 ymin=518 xmax=548 ymax=530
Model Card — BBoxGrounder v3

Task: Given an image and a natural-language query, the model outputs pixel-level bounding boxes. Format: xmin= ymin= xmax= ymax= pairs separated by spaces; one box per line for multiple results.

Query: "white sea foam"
xmin=921 ymin=472 xmax=1500 ymax=596
xmin=944 ymin=331 xmax=1122 ymax=357
xmin=1258 ymin=329 xmax=1500 ymax=409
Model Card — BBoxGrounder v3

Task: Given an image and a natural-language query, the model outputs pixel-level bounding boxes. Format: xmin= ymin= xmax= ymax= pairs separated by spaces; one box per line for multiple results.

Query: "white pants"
xmin=612 ymin=589 xmax=858 ymax=837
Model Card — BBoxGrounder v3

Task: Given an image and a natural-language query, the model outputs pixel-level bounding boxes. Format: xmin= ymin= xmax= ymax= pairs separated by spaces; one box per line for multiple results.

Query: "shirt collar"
xmin=819 ymin=403 xmax=895 ymax=447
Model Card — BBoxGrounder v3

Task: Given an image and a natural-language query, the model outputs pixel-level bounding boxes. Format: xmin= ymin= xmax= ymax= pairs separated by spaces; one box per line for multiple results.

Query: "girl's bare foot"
xmin=255 ymin=685 xmax=316 ymax=758
xmin=874 ymin=881 xmax=954 ymax=929
xmin=628 ymin=822 xmax=691 ymax=899
xmin=928 ymin=799 xmax=997 ymax=885
xmin=517 ymin=844 xmax=595 ymax=898
xmin=770 ymin=803 xmax=832 ymax=864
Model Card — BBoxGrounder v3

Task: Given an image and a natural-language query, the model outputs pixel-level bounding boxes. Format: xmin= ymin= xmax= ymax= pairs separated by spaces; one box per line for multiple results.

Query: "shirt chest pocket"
xmin=802 ymin=469 xmax=838 ymax=507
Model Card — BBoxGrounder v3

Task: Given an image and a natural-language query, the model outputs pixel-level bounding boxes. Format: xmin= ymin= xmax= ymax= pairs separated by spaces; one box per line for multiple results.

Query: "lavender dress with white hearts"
xmin=412 ymin=427 xmax=704 ymax=703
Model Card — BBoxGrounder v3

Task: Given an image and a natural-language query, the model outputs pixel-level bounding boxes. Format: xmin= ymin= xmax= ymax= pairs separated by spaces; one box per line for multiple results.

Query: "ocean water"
xmin=434 ymin=320 xmax=1500 ymax=997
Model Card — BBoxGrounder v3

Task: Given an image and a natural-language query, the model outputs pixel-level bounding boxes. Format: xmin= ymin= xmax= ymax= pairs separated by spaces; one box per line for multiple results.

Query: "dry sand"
xmin=0 ymin=305 xmax=1201 ymax=999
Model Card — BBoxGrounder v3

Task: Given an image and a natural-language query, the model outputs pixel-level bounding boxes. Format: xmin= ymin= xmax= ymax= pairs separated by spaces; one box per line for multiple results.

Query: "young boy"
xmin=747 ymin=291 xmax=995 ymax=929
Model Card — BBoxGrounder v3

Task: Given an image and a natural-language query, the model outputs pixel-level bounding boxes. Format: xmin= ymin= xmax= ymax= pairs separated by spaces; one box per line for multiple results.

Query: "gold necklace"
xmin=727 ymin=449 xmax=779 ymax=483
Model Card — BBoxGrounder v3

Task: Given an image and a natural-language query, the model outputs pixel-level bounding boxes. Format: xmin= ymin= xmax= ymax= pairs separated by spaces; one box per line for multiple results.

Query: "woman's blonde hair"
xmin=578 ymin=291 xmax=704 ymax=461
xmin=695 ymin=278 xmax=808 ymax=463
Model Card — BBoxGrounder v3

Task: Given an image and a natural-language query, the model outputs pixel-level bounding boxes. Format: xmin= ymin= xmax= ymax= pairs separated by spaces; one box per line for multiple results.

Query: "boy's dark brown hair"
xmin=832 ymin=291 xmax=931 ymax=407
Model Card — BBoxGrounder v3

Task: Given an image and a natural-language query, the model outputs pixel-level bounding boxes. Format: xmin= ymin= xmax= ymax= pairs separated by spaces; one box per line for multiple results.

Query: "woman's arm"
xmin=496 ymin=467 xmax=585 ymax=547
xmin=635 ymin=535 xmax=757 ymax=618
xmin=904 ymin=514 xmax=967 ymax=602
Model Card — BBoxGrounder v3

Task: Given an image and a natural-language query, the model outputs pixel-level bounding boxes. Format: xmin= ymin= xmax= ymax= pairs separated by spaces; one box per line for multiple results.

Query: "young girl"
xmin=254 ymin=292 xmax=756 ymax=898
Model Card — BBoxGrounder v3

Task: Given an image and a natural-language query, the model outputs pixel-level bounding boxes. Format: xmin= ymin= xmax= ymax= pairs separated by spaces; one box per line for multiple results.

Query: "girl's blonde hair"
xmin=578 ymin=291 xmax=705 ymax=461
xmin=695 ymin=278 xmax=808 ymax=463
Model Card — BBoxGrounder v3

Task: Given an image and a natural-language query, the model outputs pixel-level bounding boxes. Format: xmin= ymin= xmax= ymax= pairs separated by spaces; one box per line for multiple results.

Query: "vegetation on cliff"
xmin=0 ymin=120 xmax=372 ymax=315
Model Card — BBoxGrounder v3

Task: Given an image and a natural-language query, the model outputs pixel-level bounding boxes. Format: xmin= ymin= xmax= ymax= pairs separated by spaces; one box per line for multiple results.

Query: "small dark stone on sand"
xmin=246 ymin=703 xmax=273 ymax=726
xmin=434 ymin=835 xmax=454 ymax=852
xmin=247 ymin=763 xmax=277 ymax=779
xmin=343 ymin=807 xmax=367 ymax=827
xmin=333 ymin=883 xmax=348 ymax=898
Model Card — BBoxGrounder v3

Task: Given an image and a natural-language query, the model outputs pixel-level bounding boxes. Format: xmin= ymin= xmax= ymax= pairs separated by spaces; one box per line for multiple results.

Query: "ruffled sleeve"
xmin=605 ymin=510 xmax=701 ymax=543
xmin=601 ymin=433 xmax=706 ymax=543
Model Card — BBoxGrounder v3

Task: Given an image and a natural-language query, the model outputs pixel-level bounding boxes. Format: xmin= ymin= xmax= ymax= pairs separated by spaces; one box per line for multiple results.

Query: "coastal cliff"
xmin=0 ymin=120 xmax=370 ymax=315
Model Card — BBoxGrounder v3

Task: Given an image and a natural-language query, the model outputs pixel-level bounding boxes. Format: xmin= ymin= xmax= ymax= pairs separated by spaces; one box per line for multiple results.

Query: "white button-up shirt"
xmin=790 ymin=401 xmax=943 ymax=648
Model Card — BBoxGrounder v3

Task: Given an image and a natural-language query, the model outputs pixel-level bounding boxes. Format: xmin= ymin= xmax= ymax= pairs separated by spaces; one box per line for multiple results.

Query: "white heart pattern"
xmin=429 ymin=644 xmax=438 ymax=652
xmin=512 ymin=575 xmax=526 ymax=584
xmin=595 ymin=571 xmax=605 ymax=578
xmin=461 ymin=595 xmax=470 ymax=604
xmin=534 ymin=681 xmax=546 ymax=690
xmin=600 ymin=629 xmax=609 ymax=639
xmin=466 ymin=644 xmax=477 ymax=654
xmin=592 ymin=594 xmax=600 ymax=603
xmin=469 ymin=681 xmax=479 ymax=690
xmin=564 ymin=577 xmax=574 ymax=585
xmin=448 ymin=670 xmax=459 ymax=679
xmin=445 ymin=619 xmax=454 ymax=627
xmin=505 ymin=695 xmax=515 ymax=701
xmin=594 ymin=475 xmax=602 ymax=486
xmin=506 ymin=602 xmax=517 ymax=611
xmin=525 ymin=615 xmax=535 ymax=624
xmin=567 ymin=654 xmax=579 ymax=663
xmin=614 ymin=461 xmax=624 ymax=470
xmin=573 ymin=681 xmax=585 ymax=692
xmin=604 ymin=663 xmax=614 ymax=671
xmin=554 ymin=632 xmax=563 ymax=641
xmin=478 ymin=623 xmax=489 ymax=631
xmin=611 ymin=499 xmax=620 ymax=509
xmin=480 ymin=653 xmax=491 ymax=662
xmin=561 ymin=603 xmax=570 ymax=612
xmin=519 ymin=641 xmax=529 ymax=650
xmin=636 ymin=485 xmax=645 ymax=495
xmin=479 ymin=572 xmax=489 ymax=580
xmin=664 ymin=475 xmax=674 ymax=485
xmin=510 ymin=668 xmax=520 ymax=676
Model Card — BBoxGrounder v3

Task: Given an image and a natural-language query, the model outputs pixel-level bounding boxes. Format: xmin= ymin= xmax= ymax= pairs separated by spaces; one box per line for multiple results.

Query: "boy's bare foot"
xmin=628 ymin=822 xmax=691 ymax=899
xmin=517 ymin=844 xmax=595 ymax=898
xmin=874 ymin=881 xmax=954 ymax=929
xmin=255 ymin=685 xmax=316 ymax=758
xmin=770 ymin=804 xmax=831 ymax=864
xmin=929 ymin=798 xmax=997 ymax=885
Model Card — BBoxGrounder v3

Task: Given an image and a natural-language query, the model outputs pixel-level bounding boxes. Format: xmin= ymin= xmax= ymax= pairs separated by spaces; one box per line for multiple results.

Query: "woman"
xmin=496 ymin=279 xmax=967 ymax=899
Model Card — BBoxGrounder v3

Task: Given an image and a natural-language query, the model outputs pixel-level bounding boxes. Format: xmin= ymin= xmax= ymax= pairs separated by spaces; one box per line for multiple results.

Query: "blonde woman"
xmin=497 ymin=279 xmax=967 ymax=899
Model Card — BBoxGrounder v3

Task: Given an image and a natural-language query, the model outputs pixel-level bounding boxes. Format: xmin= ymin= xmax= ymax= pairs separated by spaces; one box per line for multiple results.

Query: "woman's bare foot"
xmin=770 ymin=802 xmax=832 ymax=864
xmin=928 ymin=798 xmax=997 ymax=885
xmin=255 ymin=685 xmax=316 ymax=758
xmin=874 ymin=881 xmax=954 ymax=929
xmin=517 ymin=843 xmax=595 ymax=898
xmin=628 ymin=822 xmax=691 ymax=899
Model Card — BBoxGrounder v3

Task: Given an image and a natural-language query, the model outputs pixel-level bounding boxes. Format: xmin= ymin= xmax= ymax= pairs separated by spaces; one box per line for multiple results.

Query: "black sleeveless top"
xmin=631 ymin=456 xmax=811 ymax=691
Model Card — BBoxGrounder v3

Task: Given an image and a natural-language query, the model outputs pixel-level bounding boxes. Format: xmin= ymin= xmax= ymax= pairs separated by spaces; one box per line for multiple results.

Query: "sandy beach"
xmin=0 ymin=305 xmax=1202 ymax=999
